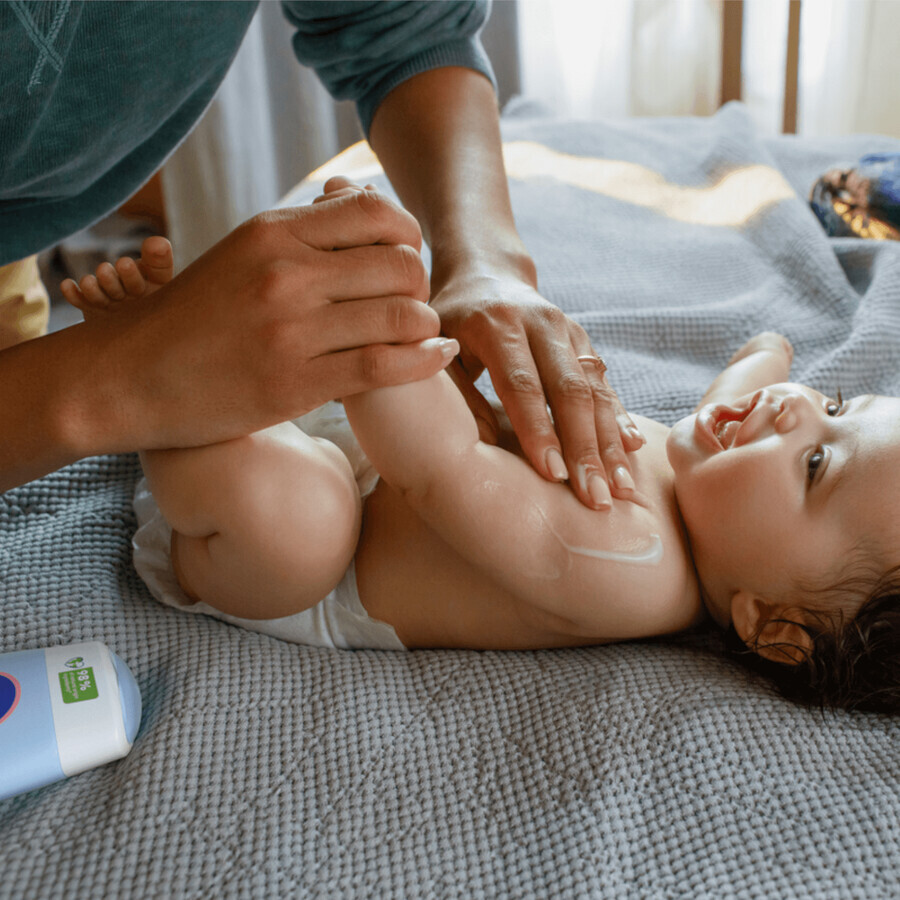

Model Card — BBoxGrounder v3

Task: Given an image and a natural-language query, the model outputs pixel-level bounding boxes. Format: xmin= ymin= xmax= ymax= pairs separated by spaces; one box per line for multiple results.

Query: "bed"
xmin=4 ymin=102 xmax=900 ymax=898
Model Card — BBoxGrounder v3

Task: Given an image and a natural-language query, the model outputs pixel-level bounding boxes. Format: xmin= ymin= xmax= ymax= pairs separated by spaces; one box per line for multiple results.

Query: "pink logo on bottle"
xmin=0 ymin=673 xmax=21 ymax=725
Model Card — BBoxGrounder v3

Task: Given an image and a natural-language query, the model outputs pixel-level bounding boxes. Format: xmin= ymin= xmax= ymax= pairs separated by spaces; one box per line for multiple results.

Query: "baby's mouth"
xmin=714 ymin=416 xmax=739 ymax=448
xmin=710 ymin=393 xmax=760 ymax=449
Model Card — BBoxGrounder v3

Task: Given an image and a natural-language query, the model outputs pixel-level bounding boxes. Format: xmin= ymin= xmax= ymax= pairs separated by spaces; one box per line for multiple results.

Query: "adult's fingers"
xmin=466 ymin=312 xmax=644 ymax=509
xmin=534 ymin=309 xmax=647 ymax=502
xmin=574 ymin=354 xmax=639 ymax=501
xmin=319 ymin=243 xmax=430 ymax=304
xmin=488 ymin=338 xmax=570 ymax=485
xmin=308 ymin=295 xmax=440 ymax=353
xmin=278 ymin=187 xmax=422 ymax=251
xmin=535 ymin=341 xmax=615 ymax=509
xmin=318 ymin=337 xmax=461 ymax=401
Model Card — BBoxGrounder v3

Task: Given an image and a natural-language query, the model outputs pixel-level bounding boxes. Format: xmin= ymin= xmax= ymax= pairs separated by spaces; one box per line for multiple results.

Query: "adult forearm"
xmin=368 ymin=67 xmax=644 ymax=509
xmin=0 ymin=189 xmax=456 ymax=493
xmin=0 ymin=326 xmax=116 ymax=491
xmin=368 ymin=67 xmax=536 ymax=290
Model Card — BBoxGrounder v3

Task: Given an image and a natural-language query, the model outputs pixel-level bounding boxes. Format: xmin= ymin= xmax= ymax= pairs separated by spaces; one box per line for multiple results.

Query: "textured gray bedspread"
xmin=3 ymin=104 xmax=900 ymax=898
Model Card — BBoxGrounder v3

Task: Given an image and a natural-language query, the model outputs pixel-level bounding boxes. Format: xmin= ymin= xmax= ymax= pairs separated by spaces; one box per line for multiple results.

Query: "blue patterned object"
xmin=810 ymin=152 xmax=900 ymax=239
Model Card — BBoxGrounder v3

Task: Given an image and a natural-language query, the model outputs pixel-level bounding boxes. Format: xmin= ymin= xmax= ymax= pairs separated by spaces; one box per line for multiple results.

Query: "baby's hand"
xmin=728 ymin=332 xmax=793 ymax=367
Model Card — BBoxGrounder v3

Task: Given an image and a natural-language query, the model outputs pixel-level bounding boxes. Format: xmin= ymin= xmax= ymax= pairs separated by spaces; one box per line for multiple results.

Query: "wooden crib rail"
xmin=720 ymin=0 xmax=802 ymax=134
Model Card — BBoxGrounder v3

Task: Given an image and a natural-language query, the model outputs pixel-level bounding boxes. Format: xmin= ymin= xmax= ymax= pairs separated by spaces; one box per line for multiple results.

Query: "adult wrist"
xmin=430 ymin=237 xmax=538 ymax=295
xmin=43 ymin=323 xmax=136 ymax=461
xmin=0 ymin=326 xmax=123 ymax=491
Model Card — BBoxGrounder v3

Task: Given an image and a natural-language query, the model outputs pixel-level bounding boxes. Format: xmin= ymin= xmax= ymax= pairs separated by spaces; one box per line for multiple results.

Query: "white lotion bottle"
xmin=0 ymin=641 xmax=142 ymax=800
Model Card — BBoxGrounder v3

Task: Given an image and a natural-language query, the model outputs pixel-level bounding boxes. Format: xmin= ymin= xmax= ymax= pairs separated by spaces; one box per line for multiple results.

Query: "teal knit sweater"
xmin=0 ymin=0 xmax=493 ymax=265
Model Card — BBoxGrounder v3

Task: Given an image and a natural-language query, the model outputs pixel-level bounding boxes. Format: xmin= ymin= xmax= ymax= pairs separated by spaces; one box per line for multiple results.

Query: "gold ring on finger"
xmin=576 ymin=354 xmax=607 ymax=375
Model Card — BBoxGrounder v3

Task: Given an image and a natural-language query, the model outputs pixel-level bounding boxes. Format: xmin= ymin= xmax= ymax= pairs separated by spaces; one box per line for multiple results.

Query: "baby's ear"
xmin=730 ymin=591 xmax=812 ymax=665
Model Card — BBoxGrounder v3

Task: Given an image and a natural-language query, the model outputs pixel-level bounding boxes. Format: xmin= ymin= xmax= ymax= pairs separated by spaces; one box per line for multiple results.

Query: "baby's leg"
xmin=140 ymin=421 xmax=362 ymax=620
xmin=60 ymin=236 xmax=174 ymax=319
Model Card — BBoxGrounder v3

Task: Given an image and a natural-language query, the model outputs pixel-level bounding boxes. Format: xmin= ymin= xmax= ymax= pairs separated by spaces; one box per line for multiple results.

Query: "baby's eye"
xmin=807 ymin=448 xmax=825 ymax=482
xmin=826 ymin=390 xmax=844 ymax=416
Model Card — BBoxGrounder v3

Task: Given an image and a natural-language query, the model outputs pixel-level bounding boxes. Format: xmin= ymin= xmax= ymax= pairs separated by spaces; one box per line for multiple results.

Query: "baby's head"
xmin=667 ymin=383 xmax=900 ymax=713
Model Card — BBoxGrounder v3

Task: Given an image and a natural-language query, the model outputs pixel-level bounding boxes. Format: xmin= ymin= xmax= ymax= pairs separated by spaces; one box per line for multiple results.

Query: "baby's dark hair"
xmin=724 ymin=565 xmax=900 ymax=714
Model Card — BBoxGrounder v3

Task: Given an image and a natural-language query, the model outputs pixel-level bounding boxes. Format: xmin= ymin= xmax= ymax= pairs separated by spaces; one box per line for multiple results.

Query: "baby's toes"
xmin=79 ymin=273 xmax=112 ymax=308
xmin=139 ymin=236 xmax=174 ymax=289
xmin=115 ymin=256 xmax=147 ymax=298
xmin=60 ymin=278 xmax=89 ymax=311
xmin=95 ymin=262 xmax=127 ymax=302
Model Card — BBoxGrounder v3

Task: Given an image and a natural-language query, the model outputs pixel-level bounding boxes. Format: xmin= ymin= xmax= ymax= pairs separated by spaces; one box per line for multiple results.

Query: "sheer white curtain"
xmin=159 ymin=0 xmax=516 ymax=269
xmin=795 ymin=0 xmax=900 ymax=137
xmin=517 ymin=0 xmax=722 ymax=119
xmin=160 ymin=0 xmax=900 ymax=269
xmin=741 ymin=0 xmax=899 ymax=137
xmin=160 ymin=1 xmax=360 ymax=269
xmin=517 ymin=0 xmax=900 ymax=138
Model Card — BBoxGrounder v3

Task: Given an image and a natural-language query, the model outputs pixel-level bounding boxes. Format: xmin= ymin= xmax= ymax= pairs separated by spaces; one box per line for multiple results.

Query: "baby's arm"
xmin=695 ymin=332 xmax=793 ymax=411
xmin=343 ymin=372 xmax=677 ymax=638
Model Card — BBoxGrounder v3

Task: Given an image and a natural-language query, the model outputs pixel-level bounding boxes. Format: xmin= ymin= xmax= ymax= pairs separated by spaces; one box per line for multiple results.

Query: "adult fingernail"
xmin=628 ymin=425 xmax=646 ymax=445
xmin=545 ymin=447 xmax=568 ymax=481
xmin=587 ymin=472 xmax=611 ymax=509
xmin=612 ymin=466 xmax=635 ymax=492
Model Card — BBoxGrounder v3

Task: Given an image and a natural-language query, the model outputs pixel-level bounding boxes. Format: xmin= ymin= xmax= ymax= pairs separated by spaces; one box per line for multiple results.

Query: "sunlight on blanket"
xmin=293 ymin=139 xmax=795 ymax=227
xmin=501 ymin=142 xmax=796 ymax=227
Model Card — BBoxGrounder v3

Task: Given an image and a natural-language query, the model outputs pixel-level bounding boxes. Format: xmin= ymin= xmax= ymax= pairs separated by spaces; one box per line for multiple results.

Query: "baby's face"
xmin=666 ymin=384 xmax=900 ymax=622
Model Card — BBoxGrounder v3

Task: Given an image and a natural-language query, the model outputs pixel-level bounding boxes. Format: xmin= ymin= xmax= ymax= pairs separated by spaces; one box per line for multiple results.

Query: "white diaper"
xmin=132 ymin=402 xmax=406 ymax=651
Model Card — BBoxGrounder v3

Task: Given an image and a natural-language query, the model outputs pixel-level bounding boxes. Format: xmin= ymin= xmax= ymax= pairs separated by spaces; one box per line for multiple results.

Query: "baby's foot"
xmin=60 ymin=236 xmax=174 ymax=320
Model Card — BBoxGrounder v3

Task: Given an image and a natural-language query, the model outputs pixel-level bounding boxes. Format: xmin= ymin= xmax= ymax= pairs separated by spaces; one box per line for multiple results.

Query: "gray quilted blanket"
xmin=3 ymin=103 xmax=900 ymax=898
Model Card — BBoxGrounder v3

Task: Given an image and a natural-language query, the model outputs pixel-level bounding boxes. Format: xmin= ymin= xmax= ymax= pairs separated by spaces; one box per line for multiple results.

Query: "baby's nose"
xmin=774 ymin=393 xmax=805 ymax=433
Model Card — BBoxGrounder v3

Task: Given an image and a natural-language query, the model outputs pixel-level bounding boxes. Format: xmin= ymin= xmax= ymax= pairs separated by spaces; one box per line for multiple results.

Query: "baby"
xmin=63 ymin=191 xmax=900 ymax=714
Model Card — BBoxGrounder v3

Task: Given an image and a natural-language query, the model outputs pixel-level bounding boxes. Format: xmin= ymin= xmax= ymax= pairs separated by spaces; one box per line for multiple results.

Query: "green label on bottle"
xmin=59 ymin=667 xmax=98 ymax=703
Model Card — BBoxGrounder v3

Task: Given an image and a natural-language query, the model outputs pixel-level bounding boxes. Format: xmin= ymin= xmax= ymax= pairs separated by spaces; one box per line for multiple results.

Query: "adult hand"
xmin=364 ymin=66 xmax=643 ymax=510
xmin=74 ymin=185 xmax=453 ymax=454
xmin=311 ymin=180 xmax=644 ymax=510
xmin=431 ymin=272 xmax=646 ymax=510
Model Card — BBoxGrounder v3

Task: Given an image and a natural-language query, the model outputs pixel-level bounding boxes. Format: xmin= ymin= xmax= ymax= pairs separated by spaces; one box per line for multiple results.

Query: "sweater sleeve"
xmin=280 ymin=0 xmax=496 ymax=136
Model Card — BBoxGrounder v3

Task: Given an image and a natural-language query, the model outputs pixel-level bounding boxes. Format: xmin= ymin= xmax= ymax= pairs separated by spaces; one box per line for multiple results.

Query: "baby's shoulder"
xmin=631 ymin=415 xmax=700 ymax=613
xmin=539 ymin=416 xmax=703 ymax=640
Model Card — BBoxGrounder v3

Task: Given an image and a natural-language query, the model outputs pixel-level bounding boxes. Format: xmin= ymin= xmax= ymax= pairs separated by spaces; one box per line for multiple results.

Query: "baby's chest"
xmin=355 ymin=480 xmax=588 ymax=649
xmin=355 ymin=464 xmax=701 ymax=649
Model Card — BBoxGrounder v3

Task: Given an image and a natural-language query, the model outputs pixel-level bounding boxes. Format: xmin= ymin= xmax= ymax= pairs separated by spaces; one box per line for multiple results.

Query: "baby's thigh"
xmin=162 ymin=422 xmax=363 ymax=619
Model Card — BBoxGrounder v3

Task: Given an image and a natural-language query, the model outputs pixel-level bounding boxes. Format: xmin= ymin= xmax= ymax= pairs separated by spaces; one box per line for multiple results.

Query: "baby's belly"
xmin=355 ymin=480 xmax=595 ymax=650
